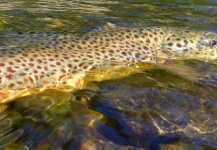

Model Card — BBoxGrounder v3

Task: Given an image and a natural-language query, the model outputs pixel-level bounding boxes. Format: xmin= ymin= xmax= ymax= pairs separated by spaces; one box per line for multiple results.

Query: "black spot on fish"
xmin=84 ymin=36 xmax=90 ymax=40
xmin=211 ymin=40 xmax=217 ymax=47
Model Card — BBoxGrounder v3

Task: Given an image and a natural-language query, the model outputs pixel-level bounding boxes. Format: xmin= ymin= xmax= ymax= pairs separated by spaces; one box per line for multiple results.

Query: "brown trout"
xmin=0 ymin=27 xmax=217 ymax=103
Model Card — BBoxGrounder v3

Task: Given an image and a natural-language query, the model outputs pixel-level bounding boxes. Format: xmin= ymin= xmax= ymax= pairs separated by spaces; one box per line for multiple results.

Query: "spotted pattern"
xmin=160 ymin=29 xmax=217 ymax=59
xmin=0 ymin=27 xmax=217 ymax=103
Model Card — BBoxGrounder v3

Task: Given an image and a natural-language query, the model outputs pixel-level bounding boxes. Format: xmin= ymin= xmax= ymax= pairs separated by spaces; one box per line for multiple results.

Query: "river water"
xmin=1 ymin=0 xmax=217 ymax=150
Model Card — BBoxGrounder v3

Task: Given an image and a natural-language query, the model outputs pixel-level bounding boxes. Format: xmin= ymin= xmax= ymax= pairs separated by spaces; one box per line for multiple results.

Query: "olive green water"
xmin=1 ymin=0 xmax=217 ymax=150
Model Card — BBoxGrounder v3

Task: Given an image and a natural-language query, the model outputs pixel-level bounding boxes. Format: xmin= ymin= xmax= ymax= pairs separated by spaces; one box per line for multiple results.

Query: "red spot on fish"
xmin=87 ymin=55 xmax=93 ymax=58
xmin=40 ymin=75 xmax=45 ymax=78
xmin=135 ymin=53 xmax=141 ymax=59
xmin=134 ymin=34 xmax=139 ymax=38
xmin=0 ymin=63 xmax=5 ymax=66
xmin=8 ymin=83 xmax=15 ymax=88
xmin=49 ymin=58 xmax=54 ymax=61
xmin=168 ymin=43 xmax=173 ymax=47
xmin=154 ymin=37 xmax=158 ymax=42
xmin=176 ymin=43 xmax=182 ymax=48
xmin=7 ymin=67 xmax=15 ymax=73
xmin=46 ymin=53 xmax=51 ymax=56
xmin=61 ymin=68 xmax=66 ymax=73
xmin=33 ymin=54 xmax=38 ymax=57
xmin=44 ymin=66 xmax=49 ymax=71
xmin=109 ymin=49 xmax=114 ymax=53
xmin=122 ymin=52 xmax=127 ymax=56
xmin=28 ymin=76 xmax=34 ymax=83
xmin=15 ymin=59 xmax=21 ymax=63
xmin=9 ymin=62 xmax=14 ymax=65
xmin=146 ymin=39 xmax=151 ymax=43
xmin=37 ymin=66 xmax=42 ymax=69
xmin=29 ymin=58 xmax=34 ymax=61
xmin=6 ymin=74 xmax=13 ymax=80
xmin=79 ymin=62 xmax=85 ymax=67
xmin=37 ymin=59 xmax=43 ymax=63
xmin=22 ymin=54 xmax=28 ymax=57
xmin=19 ymin=72 xmax=26 ymax=76
xmin=67 ymin=64 xmax=72 ymax=68
xmin=58 ymin=75 xmax=65 ymax=81
xmin=28 ymin=63 xmax=34 ymax=67
xmin=16 ymin=81 xmax=23 ymax=85
xmin=56 ymin=62 xmax=61 ymax=65
xmin=33 ymin=70 xmax=38 ymax=73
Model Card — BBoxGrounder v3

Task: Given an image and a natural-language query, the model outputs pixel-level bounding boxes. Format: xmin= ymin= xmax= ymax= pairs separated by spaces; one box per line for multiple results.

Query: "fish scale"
xmin=0 ymin=26 xmax=217 ymax=103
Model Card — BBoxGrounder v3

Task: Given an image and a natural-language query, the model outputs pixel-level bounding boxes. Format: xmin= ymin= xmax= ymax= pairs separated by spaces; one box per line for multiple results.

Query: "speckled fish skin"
xmin=0 ymin=27 xmax=217 ymax=103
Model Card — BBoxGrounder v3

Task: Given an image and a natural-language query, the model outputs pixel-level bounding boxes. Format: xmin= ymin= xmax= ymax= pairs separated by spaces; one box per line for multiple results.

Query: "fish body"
xmin=0 ymin=27 xmax=217 ymax=103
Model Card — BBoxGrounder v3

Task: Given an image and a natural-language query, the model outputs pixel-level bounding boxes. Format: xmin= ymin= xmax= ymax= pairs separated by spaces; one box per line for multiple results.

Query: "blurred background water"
xmin=1 ymin=0 xmax=217 ymax=32
xmin=1 ymin=0 xmax=217 ymax=150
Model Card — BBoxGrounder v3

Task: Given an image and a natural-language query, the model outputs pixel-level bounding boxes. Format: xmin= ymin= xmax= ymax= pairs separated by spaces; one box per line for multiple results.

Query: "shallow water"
xmin=1 ymin=0 xmax=217 ymax=150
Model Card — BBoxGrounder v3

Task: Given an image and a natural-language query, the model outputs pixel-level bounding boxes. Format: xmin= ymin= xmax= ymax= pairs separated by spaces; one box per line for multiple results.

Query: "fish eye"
xmin=210 ymin=40 xmax=217 ymax=47
xmin=204 ymin=32 xmax=217 ymax=47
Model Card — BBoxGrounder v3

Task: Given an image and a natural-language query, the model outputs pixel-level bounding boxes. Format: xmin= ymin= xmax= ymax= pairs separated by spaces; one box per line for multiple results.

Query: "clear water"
xmin=1 ymin=0 xmax=217 ymax=150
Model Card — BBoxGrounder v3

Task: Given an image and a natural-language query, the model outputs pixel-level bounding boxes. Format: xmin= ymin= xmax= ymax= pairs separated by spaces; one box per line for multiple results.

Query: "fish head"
xmin=160 ymin=28 xmax=217 ymax=61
